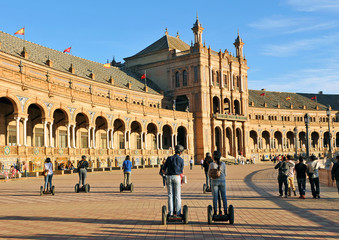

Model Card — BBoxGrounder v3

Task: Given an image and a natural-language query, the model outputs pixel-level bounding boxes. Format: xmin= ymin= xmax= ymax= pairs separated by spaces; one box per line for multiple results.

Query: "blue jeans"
xmin=167 ymin=175 xmax=181 ymax=216
xmin=278 ymin=175 xmax=288 ymax=196
xmin=211 ymin=180 xmax=227 ymax=213
xmin=336 ymin=180 xmax=339 ymax=193
xmin=205 ymin=171 xmax=210 ymax=188
xmin=44 ymin=174 xmax=53 ymax=190
xmin=297 ymin=178 xmax=306 ymax=196
xmin=309 ymin=177 xmax=320 ymax=197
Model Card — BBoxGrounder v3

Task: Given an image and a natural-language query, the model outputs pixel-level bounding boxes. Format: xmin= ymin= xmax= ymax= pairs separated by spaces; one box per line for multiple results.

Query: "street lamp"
xmin=304 ymin=113 xmax=310 ymax=160
xmin=326 ymin=105 xmax=332 ymax=160
xmin=294 ymin=127 xmax=298 ymax=160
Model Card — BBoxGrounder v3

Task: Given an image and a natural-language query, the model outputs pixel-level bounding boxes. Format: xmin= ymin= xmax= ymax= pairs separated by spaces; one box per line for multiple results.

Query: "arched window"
xmin=183 ymin=70 xmax=188 ymax=86
xmin=175 ymin=72 xmax=180 ymax=87
xmin=216 ymin=71 xmax=220 ymax=86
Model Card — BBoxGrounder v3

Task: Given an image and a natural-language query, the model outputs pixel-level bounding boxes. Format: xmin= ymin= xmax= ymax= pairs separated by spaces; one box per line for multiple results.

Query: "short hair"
xmin=126 ymin=155 xmax=130 ymax=160
xmin=46 ymin=158 xmax=51 ymax=163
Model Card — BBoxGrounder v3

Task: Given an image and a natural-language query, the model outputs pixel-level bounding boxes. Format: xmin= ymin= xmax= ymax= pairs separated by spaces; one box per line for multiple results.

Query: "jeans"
xmin=79 ymin=168 xmax=87 ymax=186
xmin=124 ymin=172 xmax=131 ymax=186
xmin=297 ymin=178 xmax=306 ymax=196
xmin=44 ymin=174 xmax=53 ymax=190
xmin=336 ymin=180 xmax=339 ymax=193
xmin=205 ymin=171 xmax=210 ymax=188
xmin=278 ymin=175 xmax=288 ymax=196
xmin=162 ymin=175 xmax=167 ymax=187
xmin=211 ymin=180 xmax=227 ymax=213
xmin=167 ymin=175 xmax=181 ymax=216
xmin=309 ymin=177 xmax=320 ymax=197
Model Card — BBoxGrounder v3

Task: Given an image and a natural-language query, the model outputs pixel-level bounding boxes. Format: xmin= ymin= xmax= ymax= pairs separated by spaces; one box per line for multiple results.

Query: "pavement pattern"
xmin=0 ymin=164 xmax=338 ymax=239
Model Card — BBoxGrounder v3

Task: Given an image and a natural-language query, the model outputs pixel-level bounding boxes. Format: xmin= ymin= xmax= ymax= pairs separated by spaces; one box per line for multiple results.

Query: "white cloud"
xmin=285 ymin=0 xmax=339 ymax=12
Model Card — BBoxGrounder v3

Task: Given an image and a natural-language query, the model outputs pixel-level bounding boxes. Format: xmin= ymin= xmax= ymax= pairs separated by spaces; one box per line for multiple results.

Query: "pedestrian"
xmin=203 ymin=153 xmax=213 ymax=191
xmin=122 ymin=155 xmax=132 ymax=187
xmin=208 ymin=150 xmax=228 ymax=215
xmin=77 ymin=155 xmax=89 ymax=188
xmin=274 ymin=156 xmax=289 ymax=198
xmin=286 ymin=155 xmax=296 ymax=196
xmin=200 ymin=159 xmax=204 ymax=169
xmin=307 ymin=155 xmax=321 ymax=199
xmin=162 ymin=145 xmax=185 ymax=217
xmin=159 ymin=159 xmax=167 ymax=188
xmin=190 ymin=157 xmax=193 ymax=170
xmin=23 ymin=161 xmax=28 ymax=177
xmin=331 ymin=155 xmax=339 ymax=194
xmin=295 ymin=156 xmax=307 ymax=199
xmin=43 ymin=158 xmax=53 ymax=193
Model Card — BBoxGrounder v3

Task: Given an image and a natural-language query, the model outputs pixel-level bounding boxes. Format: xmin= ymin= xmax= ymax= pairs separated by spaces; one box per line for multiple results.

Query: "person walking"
xmin=208 ymin=150 xmax=228 ymax=215
xmin=190 ymin=158 xmax=193 ymax=170
xmin=307 ymin=155 xmax=321 ymax=199
xmin=77 ymin=155 xmax=89 ymax=188
xmin=331 ymin=155 xmax=339 ymax=194
xmin=43 ymin=158 xmax=53 ymax=193
xmin=295 ymin=156 xmax=307 ymax=199
xmin=122 ymin=155 xmax=132 ymax=187
xmin=162 ymin=145 xmax=185 ymax=216
xmin=159 ymin=159 xmax=167 ymax=188
xmin=274 ymin=156 xmax=290 ymax=198
xmin=286 ymin=155 xmax=296 ymax=196
xmin=203 ymin=153 xmax=213 ymax=190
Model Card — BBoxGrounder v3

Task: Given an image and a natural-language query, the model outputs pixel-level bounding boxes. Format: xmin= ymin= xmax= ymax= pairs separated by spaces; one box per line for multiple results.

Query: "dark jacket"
xmin=163 ymin=154 xmax=184 ymax=176
xmin=78 ymin=160 xmax=89 ymax=170
xmin=274 ymin=161 xmax=292 ymax=178
xmin=203 ymin=157 xmax=213 ymax=172
xmin=295 ymin=162 xmax=307 ymax=179
xmin=332 ymin=161 xmax=339 ymax=181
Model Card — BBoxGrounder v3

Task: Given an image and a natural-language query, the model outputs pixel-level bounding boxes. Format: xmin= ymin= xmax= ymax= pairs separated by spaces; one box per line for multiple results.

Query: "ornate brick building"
xmin=0 ymin=18 xmax=338 ymax=173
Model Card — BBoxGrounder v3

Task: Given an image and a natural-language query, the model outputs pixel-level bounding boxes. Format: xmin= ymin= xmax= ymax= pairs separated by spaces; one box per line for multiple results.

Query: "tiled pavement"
xmin=0 ymin=164 xmax=338 ymax=239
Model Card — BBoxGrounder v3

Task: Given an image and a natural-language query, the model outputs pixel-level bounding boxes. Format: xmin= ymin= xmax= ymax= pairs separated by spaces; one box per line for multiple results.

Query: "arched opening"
xmin=215 ymin=127 xmax=222 ymax=151
xmin=262 ymin=131 xmax=270 ymax=149
xmin=223 ymin=98 xmax=230 ymax=114
xmin=0 ymin=97 xmax=16 ymax=146
xmin=226 ymin=127 xmax=232 ymax=156
xmin=75 ymin=113 xmax=89 ymax=148
xmin=130 ymin=121 xmax=142 ymax=149
xmin=299 ymin=132 xmax=306 ymax=150
xmin=177 ymin=126 xmax=187 ymax=149
xmin=53 ymin=109 xmax=68 ymax=148
xmin=95 ymin=116 xmax=108 ymax=149
xmin=311 ymin=132 xmax=319 ymax=148
xmin=27 ymin=104 xmax=44 ymax=147
xmin=147 ymin=123 xmax=157 ymax=150
xmin=336 ymin=132 xmax=339 ymax=147
xmin=162 ymin=125 xmax=172 ymax=150
xmin=323 ymin=131 xmax=330 ymax=148
xmin=236 ymin=128 xmax=242 ymax=155
xmin=249 ymin=130 xmax=258 ymax=149
xmin=286 ymin=131 xmax=294 ymax=149
xmin=234 ymin=100 xmax=241 ymax=115
xmin=274 ymin=131 xmax=283 ymax=149
xmin=175 ymin=71 xmax=180 ymax=87
xmin=183 ymin=70 xmax=188 ymax=86
xmin=216 ymin=71 xmax=220 ymax=86
xmin=175 ymin=95 xmax=189 ymax=111
xmin=114 ymin=119 xmax=125 ymax=149
xmin=213 ymin=96 xmax=220 ymax=114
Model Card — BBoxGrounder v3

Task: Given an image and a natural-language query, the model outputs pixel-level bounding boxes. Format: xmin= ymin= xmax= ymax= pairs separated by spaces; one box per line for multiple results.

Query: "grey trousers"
xmin=79 ymin=168 xmax=87 ymax=186
xmin=124 ymin=172 xmax=131 ymax=186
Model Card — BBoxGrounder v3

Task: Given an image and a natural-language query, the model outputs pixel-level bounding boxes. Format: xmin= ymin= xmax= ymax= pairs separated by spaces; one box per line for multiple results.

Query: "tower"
xmin=191 ymin=16 xmax=204 ymax=46
xmin=233 ymin=32 xmax=244 ymax=58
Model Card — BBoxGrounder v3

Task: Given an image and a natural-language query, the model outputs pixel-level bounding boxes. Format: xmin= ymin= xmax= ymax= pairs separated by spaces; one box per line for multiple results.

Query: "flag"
xmin=260 ymin=93 xmax=265 ymax=96
xmin=141 ymin=73 xmax=146 ymax=79
xmin=286 ymin=96 xmax=291 ymax=101
xmin=311 ymin=96 xmax=317 ymax=100
xmin=63 ymin=47 xmax=71 ymax=53
xmin=103 ymin=63 xmax=110 ymax=68
xmin=14 ymin=27 xmax=25 ymax=35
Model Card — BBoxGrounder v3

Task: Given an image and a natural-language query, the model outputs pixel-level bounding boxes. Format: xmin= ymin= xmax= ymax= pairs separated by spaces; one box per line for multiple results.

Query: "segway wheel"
xmin=228 ymin=205 xmax=234 ymax=225
xmin=130 ymin=183 xmax=134 ymax=192
xmin=207 ymin=205 xmax=213 ymax=224
xmin=162 ymin=205 xmax=167 ymax=225
xmin=51 ymin=186 xmax=55 ymax=195
xmin=203 ymin=184 xmax=206 ymax=194
xmin=88 ymin=184 xmax=90 ymax=192
xmin=85 ymin=184 xmax=89 ymax=193
xmin=183 ymin=205 xmax=188 ymax=224
xmin=40 ymin=186 xmax=43 ymax=196
xmin=120 ymin=183 xmax=123 ymax=192
xmin=75 ymin=184 xmax=79 ymax=193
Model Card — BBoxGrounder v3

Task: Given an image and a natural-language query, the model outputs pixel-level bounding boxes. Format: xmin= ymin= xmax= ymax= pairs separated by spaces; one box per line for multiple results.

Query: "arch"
xmin=147 ymin=123 xmax=158 ymax=150
xmin=53 ymin=109 xmax=68 ymax=148
xmin=274 ymin=131 xmax=283 ymax=149
xmin=95 ymin=116 xmax=108 ymax=149
xmin=175 ymin=95 xmax=189 ymax=112
xmin=249 ymin=130 xmax=258 ymax=150
xmin=177 ymin=126 xmax=187 ymax=149
xmin=0 ymin=97 xmax=18 ymax=146
xmin=262 ymin=131 xmax=270 ymax=149
xmin=75 ymin=113 xmax=89 ymax=148
xmin=223 ymin=98 xmax=230 ymax=114
xmin=24 ymin=99 xmax=47 ymax=119
xmin=286 ymin=131 xmax=294 ymax=149
xmin=311 ymin=131 xmax=319 ymax=148
xmin=114 ymin=118 xmax=125 ymax=149
xmin=27 ymin=104 xmax=44 ymax=147
xmin=299 ymin=131 xmax=306 ymax=150
xmin=93 ymin=114 xmax=109 ymax=128
xmin=215 ymin=126 xmax=222 ymax=151
xmin=50 ymin=105 xmax=71 ymax=122
xmin=234 ymin=99 xmax=241 ymax=115
xmin=130 ymin=121 xmax=142 ymax=149
xmin=216 ymin=71 xmax=220 ymax=86
xmin=323 ymin=131 xmax=330 ymax=148
xmin=0 ymin=94 xmax=20 ymax=114
xmin=183 ymin=70 xmax=188 ymax=86
xmin=72 ymin=109 xmax=91 ymax=123
xmin=162 ymin=124 xmax=173 ymax=150
xmin=226 ymin=127 xmax=232 ymax=156
xmin=213 ymin=96 xmax=220 ymax=114
xmin=236 ymin=128 xmax=243 ymax=155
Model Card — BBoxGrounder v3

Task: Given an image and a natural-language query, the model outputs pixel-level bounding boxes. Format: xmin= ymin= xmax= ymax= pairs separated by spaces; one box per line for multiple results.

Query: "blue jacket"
xmin=123 ymin=159 xmax=132 ymax=173
xmin=163 ymin=154 xmax=184 ymax=175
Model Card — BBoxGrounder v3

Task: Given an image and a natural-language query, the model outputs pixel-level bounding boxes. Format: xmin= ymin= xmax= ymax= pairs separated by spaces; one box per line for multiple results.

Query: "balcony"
xmin=214 ymin=113 xmax=247 ymax=122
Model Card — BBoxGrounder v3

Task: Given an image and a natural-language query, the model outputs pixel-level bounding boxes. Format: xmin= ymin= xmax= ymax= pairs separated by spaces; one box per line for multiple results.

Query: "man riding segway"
xmin=75 ymin=155 xmax=90 ymax=193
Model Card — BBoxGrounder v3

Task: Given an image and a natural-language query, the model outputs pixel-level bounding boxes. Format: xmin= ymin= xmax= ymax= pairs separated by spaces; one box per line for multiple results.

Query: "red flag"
xmin=15 ymin=27 xmax=25 ymax=35
xmin=311 ymin=96 xmax=317 ymax=100
xmin=286 ymin=96 xmax=291 ymax=101
xmin=63 ymin=47 xmax=71 ymax=53
xmin=260 ymin=93 xmax=265 ymax=96
xmin=141 ymin=74 xmax=146 ymax=79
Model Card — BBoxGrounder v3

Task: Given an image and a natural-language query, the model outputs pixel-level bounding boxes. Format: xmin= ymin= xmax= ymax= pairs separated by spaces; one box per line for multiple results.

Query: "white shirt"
xmin=44 ymin=162 xmax=53 ymax=175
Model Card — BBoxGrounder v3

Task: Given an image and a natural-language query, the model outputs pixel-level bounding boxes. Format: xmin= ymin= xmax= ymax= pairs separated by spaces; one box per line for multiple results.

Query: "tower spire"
xmin=191 ymin=16 xmax=204 ymax=46
xmin=234 ymin=30 xmax=244 ymax=58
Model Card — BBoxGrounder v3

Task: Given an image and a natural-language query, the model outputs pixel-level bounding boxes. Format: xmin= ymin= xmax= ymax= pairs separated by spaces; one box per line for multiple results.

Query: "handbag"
xmin=181 ymin=174 xmax=187 ymax=184
xmin=43 ymin=169 xmax=48 ymax=176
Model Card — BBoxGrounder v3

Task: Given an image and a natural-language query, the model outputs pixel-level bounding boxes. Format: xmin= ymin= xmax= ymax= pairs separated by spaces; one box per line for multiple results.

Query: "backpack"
xmin=209 ymin=165 xmax=221 ymax=179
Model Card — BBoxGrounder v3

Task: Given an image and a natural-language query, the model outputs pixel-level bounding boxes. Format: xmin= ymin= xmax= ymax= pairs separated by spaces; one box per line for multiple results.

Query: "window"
xmin=175 ymin=72 xmax=180 ymax=87
xmin=58 ymin=130 xmax=67 ymax=148
xmin=100 ymin=133 xmax=107 ymax=149
xmin=194 ymin=66 xmax=198 ymax=83
xmin=81 ymin=131 xmax=88 ymax=148
xmin=183 ymin=70 xmax=188 ymax=86
xmin=224 ymin=74 xmax=227 ymax=87
xmin=8 ymin=125 xmax=16 ymax=146
xmin=152 ymin=134 xmax=157 ymax=149
xmin=136 ymin=134 xmax=141 ymax=149
xmin=35 ymin=128 xmax=44 ymax=147
xmin=119 ymin=133 xmax=124 ymax=149
xmin=216 ymin=71 xmax=219 ymax=86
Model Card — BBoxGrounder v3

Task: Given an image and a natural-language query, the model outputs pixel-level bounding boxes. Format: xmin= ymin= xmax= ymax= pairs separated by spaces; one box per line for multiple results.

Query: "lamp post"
xmin=326 ymin=105 xmax=332 ymax=160
xmin=304 ymin=113 xmax=310 ymax=160
xmin=294 ymin=127 xmax=298 ymax=160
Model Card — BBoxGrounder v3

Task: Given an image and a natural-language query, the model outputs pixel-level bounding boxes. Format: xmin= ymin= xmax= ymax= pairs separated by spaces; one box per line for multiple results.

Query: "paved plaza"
xmin=0 ymin=164 xmax=338 ymax=239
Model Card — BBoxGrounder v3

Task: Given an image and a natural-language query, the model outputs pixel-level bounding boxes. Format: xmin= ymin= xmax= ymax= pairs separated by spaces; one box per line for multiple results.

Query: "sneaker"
xmin=219 ymin=211 xmax=223 ymax=215
xmin=317 ymin=195 xmax=320 ymax=199
xmin=279 ymin=194 xmax=283 ymax=197
xmin=301 ymin=195 xmax=305 ymax=199
xmin=293 ymin=190 xmax=296 ymax=196
xmin=285 ymin=195 xmax=288 ymax=198
xmin=313 ymin=196 xmax=316 ymax=199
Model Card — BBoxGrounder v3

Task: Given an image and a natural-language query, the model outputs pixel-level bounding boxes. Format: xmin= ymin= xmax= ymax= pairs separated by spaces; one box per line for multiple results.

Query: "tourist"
xmin=122 ymin=155 xmax=132 ymax=187
xmin=274 ymin=156 xmax=290 ymax=198
xmin=295 ymin=156 xmax=307 ymax=199
xmin=77 ymin=155 xmax=89 ymax=188
xmin=286 ymin=155 xmax=296 ymax=196
xmin=159 ymin=159 xmax=167 ymax=188
xmin=43 ymin=158 xmax=53 ymax=193
xmin=23 ymin=161 xmax=28 ymax=177
xmin=200 ymin=159 xmax=204 ymax=169
xmin=190 ymin=157 xmax=193 ymax=170
xmin=208 ymin=150 xmax=228 ymax=215
xmin=307 ymin=155 xmax=321 ymax=199
xmin=331 ymin=155 xmax=339 ymax=194
xmin=203 ymin=152 xmax=213 ymax=190
xmin=162 ymin=145 xmax=185 ymax=216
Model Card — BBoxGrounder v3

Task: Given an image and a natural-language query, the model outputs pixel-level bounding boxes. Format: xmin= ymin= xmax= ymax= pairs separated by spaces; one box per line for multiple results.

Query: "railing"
xmin=214 ymin=113 xmax=247 ymax=121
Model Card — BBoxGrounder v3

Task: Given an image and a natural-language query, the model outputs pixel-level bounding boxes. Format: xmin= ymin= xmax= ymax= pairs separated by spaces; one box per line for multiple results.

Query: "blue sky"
xmin=1 ymin=0 xmax=339 ymax=94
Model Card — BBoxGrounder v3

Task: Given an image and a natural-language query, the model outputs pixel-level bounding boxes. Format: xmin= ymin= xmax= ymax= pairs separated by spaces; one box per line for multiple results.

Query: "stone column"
xmin=171 ymin=134 xmax=174 ymax=149
xmin=49 ymin=122 xmax=53 ymax=147
xmin=87 ymin=127 xmax=91 ymax=149
xmin=124 ymin=130 xmax=127 ymax=149
xmin=111 ymin=129 xmax=114 ymax=149
xmin=67 ymin=124 xmax=71 ymax=148
xmin=107 ymin=129 xmax=110 ymax=149
xmin=128 ymin=131 xmax=131 ymax=149
xmin=92 ymin=127 xmax=96 ymax=149
xmin=160 ymin=133 xmax=163 ymax=150
xmin=156 ymin=133 xmax=160 ymax=150
xmin=145 ymin=132 xmax=148 ymax=150
xmin=175 ymin=134 xmax=178 ymax=146
xmin=15 ymin=117 xmax=21 ymax=146
xmin=141 ymin=132 xmax=144 ymax=149
xmin=43 ymin=121 xmax=48 ymax=147
xmin=186 ymin=134 xmax=189 ymax=150
xmin=72 ymin=125 xmax=76 ymax=148
xmin=23 ymin=118 xmax=28 ymax=146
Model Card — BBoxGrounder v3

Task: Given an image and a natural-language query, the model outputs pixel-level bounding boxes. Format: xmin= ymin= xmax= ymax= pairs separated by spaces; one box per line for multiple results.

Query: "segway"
xmin=120 ymin=183 xmax=134 ymax=192
xmin=162 ymin=204 xmax=188 ymax=225
xmin=75 ymin=183 xmax=90 ymax=193
xmin=40 ymin=185 xmax=55 ymax=196
xmin=207 ymin=189 xmax=234 ymax=224
xmin=203 ymin=183 xmax=212 ymax=194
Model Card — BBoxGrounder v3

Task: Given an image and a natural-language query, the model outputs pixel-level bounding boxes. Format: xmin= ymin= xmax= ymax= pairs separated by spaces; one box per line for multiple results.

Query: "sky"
xmin=1 ymin=0 xmax=339 ymax=94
